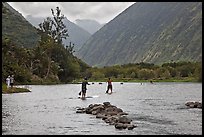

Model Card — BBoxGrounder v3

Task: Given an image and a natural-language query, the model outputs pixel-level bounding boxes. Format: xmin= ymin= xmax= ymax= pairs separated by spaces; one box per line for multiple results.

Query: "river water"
xmin=2 ymin=82 xmax=202 ymax=135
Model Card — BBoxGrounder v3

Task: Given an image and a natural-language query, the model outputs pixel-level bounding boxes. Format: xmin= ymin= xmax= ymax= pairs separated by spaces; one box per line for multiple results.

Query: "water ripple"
xmin=135 ymin=115 xmax=177 ymax=125
xmin=2 ymin=83 xmax=202 ymax=135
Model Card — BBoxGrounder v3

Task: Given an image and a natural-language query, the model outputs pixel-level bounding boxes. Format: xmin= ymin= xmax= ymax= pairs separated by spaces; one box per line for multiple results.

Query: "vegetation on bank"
xmin=2 ymin=84 xmax=31 ymax=94
xmin=2 ymin=35 xmax=202 ymax=85
xmin=73 ymin=77 xmax=199 ymax=83
xmin=82 ymin=61 xmax=202 ymax=83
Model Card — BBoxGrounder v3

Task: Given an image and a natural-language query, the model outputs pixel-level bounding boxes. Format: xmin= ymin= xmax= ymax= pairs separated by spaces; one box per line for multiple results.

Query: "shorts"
xmin=82 ymin=89 xmax=86 ymax=94
xmin=108 ymin=85 xmax=112 ymax=90
xmin=10 ymin=83 xmax=14 ymax=86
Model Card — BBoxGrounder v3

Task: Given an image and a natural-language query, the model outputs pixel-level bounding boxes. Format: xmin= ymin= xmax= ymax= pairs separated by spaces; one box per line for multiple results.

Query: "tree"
xmin=32 ymin=37 xmax=56 ymax=79
xmin=92 ymin=71 xmax=105 ymax=80
xmin=138 ymin=69 xmax=155 ymax=80
xmin=161 ymin=69 xmax=171 ymax=79
xmin=194 ymin=63 xmax=202 ymax=82
xmin=66 ymin=42 xmax=75 ymax=55
xmin=38 ymin=17 xmax=54 ymax=39
xmin=51 ymin=6 xmax=68 ymax=44
xmin=39 ymin=6 xmax=68 ymax=45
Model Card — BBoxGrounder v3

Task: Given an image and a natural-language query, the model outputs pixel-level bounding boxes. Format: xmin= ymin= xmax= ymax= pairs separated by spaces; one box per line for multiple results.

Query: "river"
xmin=2 ymin=82 xmax=202 ymax=135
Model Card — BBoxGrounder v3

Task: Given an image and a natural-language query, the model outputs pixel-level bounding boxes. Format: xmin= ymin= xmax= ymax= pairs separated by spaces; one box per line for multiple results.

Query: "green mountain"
xmin=77 ymin=2 xmax=202 ymax=67
xmin=2 ymin=2 xmax=40 ymax=48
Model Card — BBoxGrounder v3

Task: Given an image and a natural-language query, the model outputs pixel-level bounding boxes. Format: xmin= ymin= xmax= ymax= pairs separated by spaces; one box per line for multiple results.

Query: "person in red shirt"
xmin=106 ymin=78 xmax=113 ymax=94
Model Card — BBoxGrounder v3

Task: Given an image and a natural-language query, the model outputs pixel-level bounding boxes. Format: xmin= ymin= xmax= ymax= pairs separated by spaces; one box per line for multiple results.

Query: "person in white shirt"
xmin=6 ymin=76 xmax=10 ymax=89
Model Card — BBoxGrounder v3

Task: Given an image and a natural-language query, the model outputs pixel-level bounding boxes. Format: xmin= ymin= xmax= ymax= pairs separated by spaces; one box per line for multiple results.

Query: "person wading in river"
xmin=80 ymin=77 xmax=90 ymax=99
xmin=106 ymin=78 xmax=113 ymax=94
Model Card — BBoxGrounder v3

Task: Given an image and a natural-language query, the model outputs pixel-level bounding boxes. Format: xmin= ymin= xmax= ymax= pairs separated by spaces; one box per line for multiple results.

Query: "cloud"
xmin=8 ymin=2 xmax=135 ymax=24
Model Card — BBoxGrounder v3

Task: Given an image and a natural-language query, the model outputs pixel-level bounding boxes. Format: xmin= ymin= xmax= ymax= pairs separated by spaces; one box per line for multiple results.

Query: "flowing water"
xmin=2 ymin=82 xmax=202 ymax=135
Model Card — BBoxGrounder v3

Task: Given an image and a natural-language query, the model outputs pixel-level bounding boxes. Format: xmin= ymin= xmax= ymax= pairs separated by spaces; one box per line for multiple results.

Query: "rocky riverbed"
xmin=185 ymin=101 xmax=202 ymax=109
xmin=76 ymin=102 xmax=137 ymax=130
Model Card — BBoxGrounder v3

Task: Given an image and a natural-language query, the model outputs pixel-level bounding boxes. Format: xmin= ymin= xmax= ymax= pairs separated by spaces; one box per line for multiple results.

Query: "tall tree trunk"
xmin=45 ymin=56 xmax=51 ymax=79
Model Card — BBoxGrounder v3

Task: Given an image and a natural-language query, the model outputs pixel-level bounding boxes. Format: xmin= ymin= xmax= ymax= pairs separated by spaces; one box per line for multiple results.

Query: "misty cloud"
xmin=8 ymin=2 xmax=135 ymax=24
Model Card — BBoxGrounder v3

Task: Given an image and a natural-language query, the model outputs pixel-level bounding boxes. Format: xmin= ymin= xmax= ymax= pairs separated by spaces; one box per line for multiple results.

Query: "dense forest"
xmin=2 ymin=33 xmax=90 ymax=84
xmin=84 ymin=61 xmax=202 ymax=82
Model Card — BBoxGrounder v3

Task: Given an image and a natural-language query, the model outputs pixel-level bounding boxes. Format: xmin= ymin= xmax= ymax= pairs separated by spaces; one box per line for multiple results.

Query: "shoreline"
xmin=2 ymin=78 xmax=201 ymax=90
xmin=2 ymin=86 xmax=31 ymax=94
xmin=14 ymin=80 xmax=202 ymax=85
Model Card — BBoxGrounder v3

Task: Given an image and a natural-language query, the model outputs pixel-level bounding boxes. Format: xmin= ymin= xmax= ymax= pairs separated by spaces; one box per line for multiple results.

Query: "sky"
xmin=8 ymin=2 xmax=135 ymax=24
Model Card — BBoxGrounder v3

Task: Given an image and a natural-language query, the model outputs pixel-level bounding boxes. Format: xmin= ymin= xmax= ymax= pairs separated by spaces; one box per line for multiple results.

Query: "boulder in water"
xmin=76 ymin=102 xmax=137 ymax=130
xmin=185 ymin=101 xmax=202 ymax=109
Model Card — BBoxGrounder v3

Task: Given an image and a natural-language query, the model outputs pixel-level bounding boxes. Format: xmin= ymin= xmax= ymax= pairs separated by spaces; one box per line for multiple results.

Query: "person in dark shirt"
xmin=106 ymin=78 xmax=113 ymax=94
xmin=81 ymin=77 xmax=90 ymax=99
xmin=10 ymin=75 xmax=14 ymax=88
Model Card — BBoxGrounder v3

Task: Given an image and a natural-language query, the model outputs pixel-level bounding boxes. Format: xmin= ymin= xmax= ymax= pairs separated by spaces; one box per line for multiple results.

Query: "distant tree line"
xmin=84 ymin=62 xmax=202 ymax=82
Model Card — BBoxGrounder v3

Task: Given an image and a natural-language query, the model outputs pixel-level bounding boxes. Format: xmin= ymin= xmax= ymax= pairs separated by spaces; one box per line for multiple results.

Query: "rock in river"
xmin=76 ymin=102 xmax=137 ymax=130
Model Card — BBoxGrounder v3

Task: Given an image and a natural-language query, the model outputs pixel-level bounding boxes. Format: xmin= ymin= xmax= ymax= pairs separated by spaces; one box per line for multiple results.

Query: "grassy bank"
xmin=2 ymin=84 xmax=31 ymax=94
xmin=73 ymin=77 xmax=200 ymax=83
xmin=2 ymin=77 xmax=200 ymax=87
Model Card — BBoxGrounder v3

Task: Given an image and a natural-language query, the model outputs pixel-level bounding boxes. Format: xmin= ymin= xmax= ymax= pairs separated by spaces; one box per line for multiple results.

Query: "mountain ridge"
xmin=75 ymin=19 xmax=104 ymax=35
xmin=26 ymin=15 xmax=92 ymax=52
xmin=76 ymin=2 xmax=202 ymax=67
xmin=2 ymin=2 xmax=40 ymax=48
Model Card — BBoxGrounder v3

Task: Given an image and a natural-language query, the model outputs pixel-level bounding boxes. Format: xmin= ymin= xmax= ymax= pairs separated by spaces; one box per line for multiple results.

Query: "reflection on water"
xmin=2 ymin=82 xmax=202 ymax=135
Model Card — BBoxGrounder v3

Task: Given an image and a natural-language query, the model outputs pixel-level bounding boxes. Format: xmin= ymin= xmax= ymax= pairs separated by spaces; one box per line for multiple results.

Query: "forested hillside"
xmin=77 ymin=2 xmax=202 ymax=67
xmin=2 ymin=4 xmax=90 ymax=84
xmin=2 ymin=2 xmax=40 ymax=48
